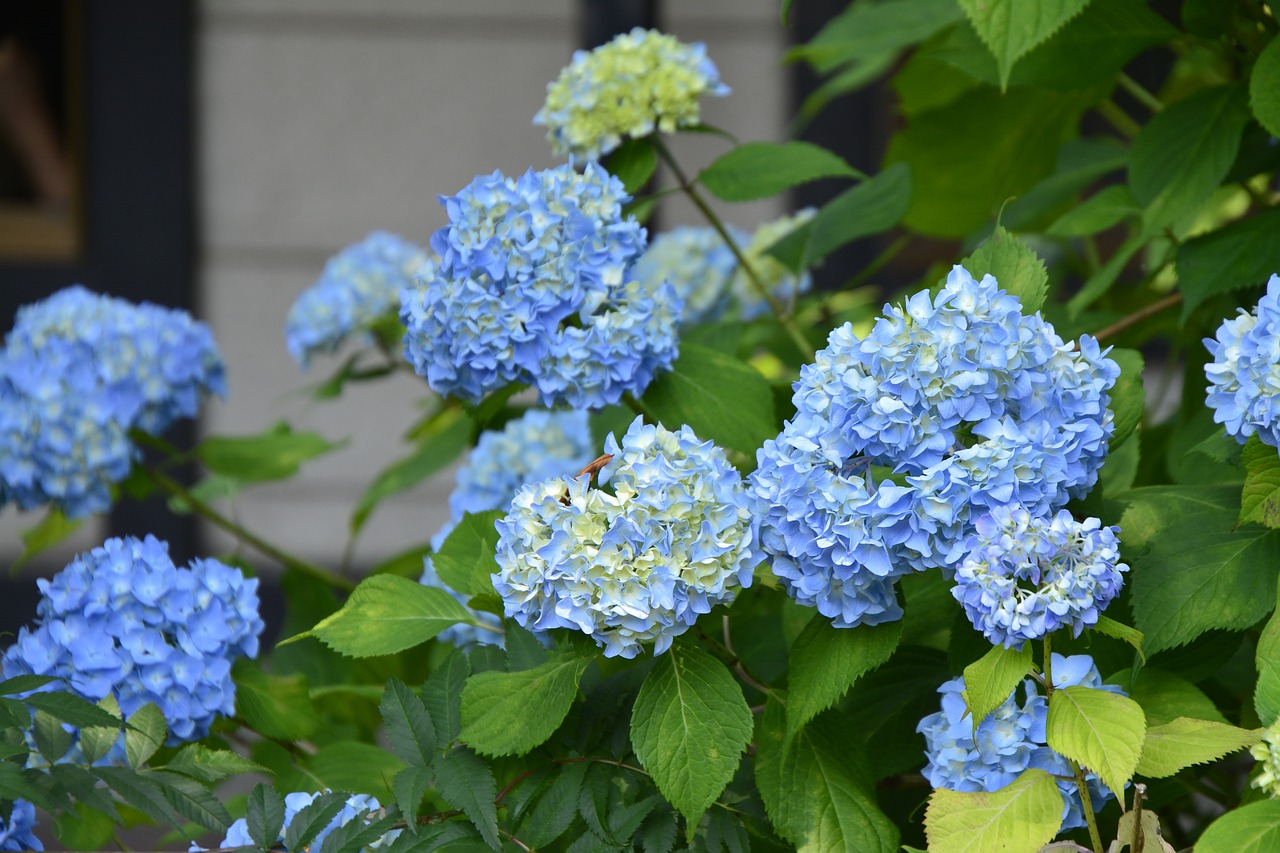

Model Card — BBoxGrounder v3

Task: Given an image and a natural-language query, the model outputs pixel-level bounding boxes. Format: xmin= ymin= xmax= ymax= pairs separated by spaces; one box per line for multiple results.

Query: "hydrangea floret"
xmin=632 ymin=225 xmax=746 ymax=325
xmin=400 ymin=162 xmax=682 ymax=409
xmin=918 ymin=653 xmax=1120 ymax=832
xmin=750 ymin=266 xmax=1118 ymax=628
xmin=730 ymin=209 xmax=816 ymax=321
xmin=285 ymin=231 xmax=431 ymax=366
xmin=0 ymin=800 xmax=41 ymax=852
xmin=214 ymin=792 xmax=398 ymax=851
xmin=534 ymin=28 xmax=729 ymax=161
xmin=1 ymin=535 xmax=264 ymax=747
xmin=1251 ymin=719 xmax=1280 ymax=797
xmin=1205 ymin=273 xmax=1280 ymax=448
xmin=420 ymin=409 xmax=596 ymax=647
xmin=0 ymin=286 xmax=225 ymax=517
xmin=953 ymin=507 xmax=1128 ymax=649
xmin=493 ymin=417 xmax=758 ymax=658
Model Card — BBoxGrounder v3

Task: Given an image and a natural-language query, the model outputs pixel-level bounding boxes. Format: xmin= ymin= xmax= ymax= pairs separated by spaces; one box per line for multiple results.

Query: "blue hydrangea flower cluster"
xmin=0 ymin=286 xmax=225 ymax=517
xmin=420 ymin=409 xmax=596 ymax=647
xmin=1 ymin=535 xmax=264 ymax=746
xmin=534 ymin=28 xmax=729 ymax=161
xmin=632 ymin=226 xmax=746 ymax=325
xmin=953 ymin=507 xmax=1128 ymax=649
xmin=918 ymin=653 xmax=1120 ymax=832
xmin=730 ymin=209 xmax=816 ymax=321
xmin=0 ymin=801 xmax=41 ymax=852
xmin=285 ymin=231 xmax=431 ymax=367
xmin=750 ymin=267 xmax=1118 ymax=628
xmin=493 ymin=418 xmax=758 ymax=658
xmin=216 ymin=792 xmax=398 ymax=851
xmin=400 ymin=163 xmax=682 ymax=409
xmin=1205 ymin=274 xmax=1280 ymax=447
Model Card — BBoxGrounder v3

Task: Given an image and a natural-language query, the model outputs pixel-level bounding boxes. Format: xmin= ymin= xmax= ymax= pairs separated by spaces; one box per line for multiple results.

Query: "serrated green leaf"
xmin=381 ymin=679 xmax=436 ymax=768
xmin=1108 ymin=666 xmax=1226 ymax=727
xmin=285 ymin=791 xmax=351 ymax=852
xmin=1136 ymin=716 xmax=1260 ymax=778
xmin=1177 ymin=208 xmax=1280 ymax=321
xmin=925 ymin=768 xmax=1062 ymax=853
xmin=148 ymin=768 xmax=233 ymax=832
xmin=13 ymin=508 xmax=82 ymax=572
xmin=790 ymin=0 xmax=963 ymax=75
xmin=958 ymin=226 xmax=1048 ymax=314
xmin=125 ymin=702 xmax=166 ymax=769
xmin=461 ymin=650 xmax=591 ymax=756
xmin=505 ymin=623 xmax=551 ymax=672
xmin=1186 ymin=427 xmax=1241 ymax=465
xmin=433 ymin=511 xmax=504 ymax=597
xmin=310 ymin=575 xmax=477 ymax=658
xmin=757 ymin=700 xmax=897 ymax=853
xmin=1046 ymin=685 xmax=1146 ymax=794
xmin=48 ymin=764 xmax=120 ymax=821
xmin=93 ymin=765 xmax=183 ymax=827
xmin=351 ymin=410 xmax=471 ymax=535
xmin=522 ymin=761 xmax=589 ymax=849
xmin=1196 ymin=799 xmax=1280 ymax=852
xmin=199 ymin=422 xmax=343 ymax=482
xmin=957 ymin=0 xmax=1092 ymax=89
xmin=786 ymin=617 xmax=901 ymax=737
xmin=319 ymin=810 xmax=403 ymax=853
xmin=165 ymin=743 xmax=265 ymax=785
xmin=309 ymin=741 xmax=406 ymax=799
xmin=0 ymin=674 xmax=58 ymax=696
xmin=1257 ymin=604 xmax=1280 ymax=725
xmin=393 ymin=766 xmax=433 ymax=831
xmin=1250 ymin=36 xmax=1280 ymax=137
xmin=248 ymin=783 xmax=287 ymax=847
xmin=0 ymin=761 xmax=61 ymax=815
xmin=234 ymin=660 xmax=321 ymax=740
xmin=1241 ymin=436 xmax=1280 ymax=528
xmin=963 ymin=644 xmax=1035 ymax=732
xmin=641 ymin=343 xmax=777 ymax=458
xmin=54 ymin=802 xmax=116 ymax=850
xmin=848 ymin=646 xmax=953 ymax=779
xmin=23 ymin=690 xmax=123 ymax=730
xmin=425 ymin=649 xmax=471 ymax=744
xmin=434 ymin=747 xmax=499 ymax=849
xmin=609 ymin=137 xmax=657 ymax=195
xmin=637 ymin=806 xmax=678 ymax=853
xmin=699 ymin=141 xmax=862 ymax=202
xmin=32 ymin=709 xmax=72 ymax=763
xmin=1120 ymin=486 xmax=1280 ymax=652
xmin=630 ymin=643 xmax=753 ymax=826
xmin=1046 ymin=184 xmax=1139 ymax=237
xmin=1092 ymin=615 xmax=1146 ymax=663
xmin=1108 ymin=349 xmax=1145 ymax=453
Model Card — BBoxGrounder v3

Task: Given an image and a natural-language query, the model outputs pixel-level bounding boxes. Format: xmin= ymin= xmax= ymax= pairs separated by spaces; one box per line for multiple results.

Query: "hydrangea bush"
xmin=4 ymin=4 xmax=1280 ymax=853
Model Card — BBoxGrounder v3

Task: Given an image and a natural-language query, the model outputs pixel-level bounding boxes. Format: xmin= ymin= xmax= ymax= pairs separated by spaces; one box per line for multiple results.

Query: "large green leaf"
xmin=848 ymin=646 xmax=954 ymax=779
xmin=1107 ymin=667 xmax=1225 ymax=728
xmin=957 ymin=0 xmax=1092 ymax=89
xmin=1120 ymin=486 xmax=1280 ymax=653
xmin=381 ymin=679 xmax=436 ymax=768
xmin=1046 ymin=185 xmax=1139 ymax=237
xmin=199 ymin=422 xmax=343 ymax=482
xmin=641 ymin=342 xmax=777 ymax=458
xmin=22 ymin=690 xmax=123 ymax=731
xmin=1256 ymin=601 xmax=1280 ymax=725
xmin=1250 ymin=36 xmax=1280 ymax=137
xmin=308 ymin=575 xmax=478 ymax=658
xmin=1046 ymin=685 xmax=1146 ymax=795
xmin=124 ymin=703 xmax=166 ymax=769
xmin=460 ymin=650 xmax=591 ymax=756
xmin=165 ymin=744 xmax=265 ymax=786
xmin=1108 ymin=348 xmax=1145 ymax=452
xmin=757 ymin=700 xmax=897 ymax=853
xmin=433 ymin=747 xmax=500 ymax=849
xmin=1241 ymin=436 xmax=1280 ymax=528
xmin=309 ymin=741 xmax=406 ymax=799
xmin=284 ymin=792 xmax=351 ymax=853
xmin=1135 ymin=716 xmax=1260 ymax=778
xmin=957 ymin=226 xmax=1048 ymax=314
xmin=786 ymin=618 xmax=901 ymax=737
xmin=790 ymin=0 xmax=964 ymax=74
xmin=424 ymin=649 xmax=470 ymax=744
xmin=1177 ymin=209 xmax=1280 ymax=320
xmin=699 ymin=141 xmax=861 ymax=202
xmin=962 ymin=644 xmax=1035 ymax=732
xmin=148 ymin=769 xmax=234 ymax=833
xmin=924 ymin=768 xmax=1063 ymax=853
xmin=629 ymin=643 xmax=753 ymax=825
xmin=433 ymin=511 xmax=504 ymax=597
xmin=233 ymin=660 xmax=321 ymax=741
xmin=1196 ymin=800 xmax=1280 ymax=853
xmin=608 ymin=137 xmax=657 ymax=195
xmin=1129 ymin=85 xmax=1250 ymax=229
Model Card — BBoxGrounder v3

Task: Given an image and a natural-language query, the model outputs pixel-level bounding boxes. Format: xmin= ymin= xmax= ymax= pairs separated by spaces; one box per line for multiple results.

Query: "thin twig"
xmin=1091 ymin=293 xmax=1182 ymax=342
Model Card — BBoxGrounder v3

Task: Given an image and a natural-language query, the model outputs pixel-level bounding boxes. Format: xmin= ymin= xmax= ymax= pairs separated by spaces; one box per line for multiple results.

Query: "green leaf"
xmin=248 ymin=783 xmax=286 ymax=848
xmin=23 ymin=690 xmax=123 ymax=730
xmin=522 ymin=761 xmax=589 ymax=848
xmin=699 ymin=141 xmax=862 ymax=202
xmin=789 ymin=0 xmax=964 ymax=74
xmin=1258 ymin=603 xmax=1280 ymax=725
xmin=757 ymin=700 xmax=897 ymax=853
xmin=786 ymin=617 xmax=901 ymax=737
xmin=1046 ymin=685 xmax=1146 ymax=794
xmin=1241 ymin=436 xmax=1280 ymax=528
xmin=200 ymin=422 xmax=343 ymax=482
xmin=925 ymin=768 xmax=1063 ymax=853
xmin=319 ymin=810 xmax=404 ymax=853
xmin=1121 ymin=486 xmax=1280 ymax=652
xmin=309 ymin=741 xmax=406 ymax=799
xmin=124 ymin=702 xmax=166 ymax=769
xmin=165 ymin=743 xmax=265 ymax=785
xmin=0 ymin=674 xmax=58 ymax=696
xmin=49 ymin=765 xmax=120 ymax=821
xmin=433 ymin=747 xmax=500 ymax=848
xmin=957 ymin=226 xmax=1048 ymax=314
xmin=13 ymin=508 xmax=82 ymax=572
xmin=233 ymin=660 xmax=321 ymax=740
xmin=381 ymin=679 xmax=436 ymax=767
xmin=1046 ymin=185 xmax=1139 ymax=237
xmin=1136 ymin=716 xmax=1260 ymax=778
xmin=1001 ymin=138 xmax=1128 ymax=231
xmin=957 ymin=0 xmax=1091 ymax=89
xmin=847 ymin=646 xmax=953 ymax=779
xmin=1196 ymin=799 xmax=1280 ymax=852
xmin=460 ymin=650 xmax=591 ymax=756
xmin=1108 ymin=349 xmax=1145 ymax=452
xmin=284 ymin=791 xmax=351 ymax=852
xmin=351 ymin=410 xmax=472 ymax=536
xmin=433 ymin=511 xmax=504 ymax=597
xmin=641 ymin=342 xmax=777 ymax=458
xmin=424 ymin=649 xmax=471 ymax=744
xmin=148 ymin=768 xmax=233 ymax=832
xmin=1067 ymin=234 xmax=1145 ymax=317
xmin=1250 ymin=36 xmax=1280 ymax=137
xmin=32 ymin=709 xmax=71 ymax=762
xmin=629 ymin=643 xmax=753 ymax=826
xmin=1177 ymin=208 xmax=1280 ymax=320
xmin=1129 ymin=85 xmax=1250 ymax=229
xmin=93 ymin=765 xmax=182 ymax=827
xmin=309 ymin=575 xmax=477 ymax=658
xmin=1092 ymin=615 xmax=1146 ymax=663
xmin=393 ymin=766 xmax=433 ymax=830
xmin=54 ymin=803 xmax=116 ymax=850
xmin=962 ymin=644 xmax=1035 ymax=731
xmin=765 ymin=162 xmax=911 ymax=272
xmin=1108 ymin=666 xmax=1226 ymax=727
xmin=608 ymin=137 xmax=657 ymax=195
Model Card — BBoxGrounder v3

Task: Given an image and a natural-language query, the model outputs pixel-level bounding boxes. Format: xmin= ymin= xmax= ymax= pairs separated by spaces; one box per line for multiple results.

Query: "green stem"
xmin=1045 ymin=636 xmax=1104 ymax=853
xmin=141 ymin=464 xmax=355 ymax=591
xmin=1095 ymin=99 xmax=1142 ymax=139
xmin=649 ymin=136 xmax=816 ymax=360
xmin=1117 ymin=73 xmax=1163 ymax=113
xmin=622 ymin=391 xmax=657 ymax=424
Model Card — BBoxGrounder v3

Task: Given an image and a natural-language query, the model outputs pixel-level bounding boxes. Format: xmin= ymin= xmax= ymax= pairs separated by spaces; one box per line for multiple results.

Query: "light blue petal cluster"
xmin=953 ymin=507 xmax=1128 ymax=648
xmin=534 ymin=28 xmax=729 ymax=161
xmin=918 ymin=653 xmax=1121 ymax=833
xmin=0 ymin=801 xmax=41 ymax=852
xmin=1 ymin=535 xmax=264 ymax=747
xmin=493 ymin=418 xmax=758 ymax=658
xmin=218 ymin=792 xmax=398 ymax=851
xmin=285 ymin=231 xmax=431 ymax=367
xmin=400 ymin=163 xmax=682 ymax=409
xmin=750 ymin=266 xmax=1118 ymax=627
xmin=0 ymin=286 xmax=225 ymax=517
xmin=730 ymin=209 xmax=816 ymax=321
xmin=633 ymin=226 xmax=746 ymax=324
xmin=1205 ymin=273 xmax=1280 ymax=447
xmin=420 ymin=409 xmax=597 ymax=647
